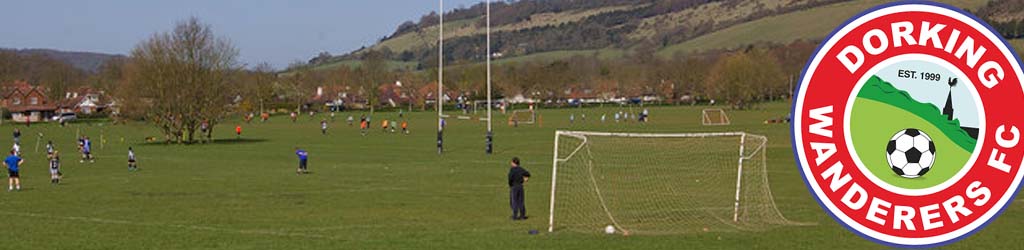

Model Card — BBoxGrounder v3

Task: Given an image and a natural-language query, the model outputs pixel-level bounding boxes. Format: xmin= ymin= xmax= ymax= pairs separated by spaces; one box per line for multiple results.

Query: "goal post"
xmin=509 ymin=109 xmax=536 ymax=126
xmin=548 ymin=131 xmax=800 ymax=235
xmin=702 ymin=109 xmax=730 ymax=126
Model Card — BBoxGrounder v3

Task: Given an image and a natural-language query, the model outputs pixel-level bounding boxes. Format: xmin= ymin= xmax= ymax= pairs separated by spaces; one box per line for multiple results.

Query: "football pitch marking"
xmin=0 ymin=210 xmax=336 ymax=239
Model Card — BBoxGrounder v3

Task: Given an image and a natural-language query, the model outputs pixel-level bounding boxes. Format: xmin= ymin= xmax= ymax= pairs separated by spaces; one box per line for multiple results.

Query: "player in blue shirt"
xmin=82 ymin=136 xmax=94 ymax=163
xmin=46 ymin=141 xmax=54 ymax=158
xmin=4 ymin=150 xmax=23 ymax=191
xmin=295 ymin=148 xmax=309 ymax=174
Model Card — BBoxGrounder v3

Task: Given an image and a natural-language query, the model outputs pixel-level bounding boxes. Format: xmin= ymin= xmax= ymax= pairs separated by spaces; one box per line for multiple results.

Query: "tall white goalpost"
xmin=437 ymin=0 xmax=445 ymax=155
xmin=485 ymin=0 xmax=493 ymax=154
xmin=439 ymin=0 xmax=495 ymax=155
xmin=548 ymin=131 xmax=800 ymax=235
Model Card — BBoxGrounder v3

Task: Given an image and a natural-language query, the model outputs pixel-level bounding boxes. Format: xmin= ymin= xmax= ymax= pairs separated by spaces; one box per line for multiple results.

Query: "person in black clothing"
xmin=508 ymin=157 xmax=531 ymax=220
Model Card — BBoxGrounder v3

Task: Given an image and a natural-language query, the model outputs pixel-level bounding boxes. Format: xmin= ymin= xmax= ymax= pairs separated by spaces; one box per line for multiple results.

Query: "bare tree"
xmin=359 ymin=50 xmax=391 ymax=113
xmin=250 ymin=62 xmax=276 ymax=114
xmin=121 ymin=17 xmax=239 ymax=144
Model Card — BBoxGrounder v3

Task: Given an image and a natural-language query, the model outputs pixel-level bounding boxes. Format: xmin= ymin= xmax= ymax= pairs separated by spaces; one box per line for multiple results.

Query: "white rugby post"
xmin=437 ymin=0 xmax=445 ymax=155
xmin=485 ymin=0 xmax=493 ymax=154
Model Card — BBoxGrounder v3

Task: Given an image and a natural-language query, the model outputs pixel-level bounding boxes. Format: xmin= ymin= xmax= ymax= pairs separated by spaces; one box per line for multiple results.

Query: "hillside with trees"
xmin=0 ymin=48 xmax=122 ymax=73
xmin=1 ymin=0 xmax=1009 ymax=134
xmin=272 ymin=0 xmax=990 ymax=111
xmin=295 ymin=0 xmax=987 ymax=72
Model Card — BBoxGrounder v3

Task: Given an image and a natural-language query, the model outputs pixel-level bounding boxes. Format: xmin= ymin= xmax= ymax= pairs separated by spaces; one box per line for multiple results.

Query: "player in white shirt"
xmin=128 ymin=147 xmax=138 ymax=171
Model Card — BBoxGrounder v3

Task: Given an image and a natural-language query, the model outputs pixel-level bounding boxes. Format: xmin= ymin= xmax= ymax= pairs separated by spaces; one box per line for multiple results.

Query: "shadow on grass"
xmin=135 ymin=138 xmax=268 ymax=146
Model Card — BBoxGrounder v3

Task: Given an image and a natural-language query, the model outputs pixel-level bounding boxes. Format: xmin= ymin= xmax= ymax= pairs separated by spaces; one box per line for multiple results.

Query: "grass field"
xmin=1 ymin=102 xmax=1022 ymax=249
xmin=850 ymin=98 xmax=971 ymax=189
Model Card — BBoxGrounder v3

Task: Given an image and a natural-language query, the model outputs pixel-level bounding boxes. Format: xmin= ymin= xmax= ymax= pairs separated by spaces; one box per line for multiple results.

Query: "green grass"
xmin=0 ymin=102 xmax=1022 ymax=249
xmin=656 ymin=0 xmax=990 ymax=57
xmin=1009 ymin=39 xmax=1024 ymax=55
xmin=378 ymin=18 xmax=478 ymax=53
xmin=849 ymin=98 xmax=971 ymax=189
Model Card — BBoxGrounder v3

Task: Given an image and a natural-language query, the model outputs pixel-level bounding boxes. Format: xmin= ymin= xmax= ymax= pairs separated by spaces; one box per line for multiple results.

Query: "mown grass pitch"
xmin=0 ymin=102 xmax=1020 ymax=249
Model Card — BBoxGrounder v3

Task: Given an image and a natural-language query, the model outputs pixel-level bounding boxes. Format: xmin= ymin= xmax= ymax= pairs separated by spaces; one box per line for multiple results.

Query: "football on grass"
xmin=604 ymin=225 xmax=616 ymax=234
xmin=886 ymin=128 xmax=936 ymax=178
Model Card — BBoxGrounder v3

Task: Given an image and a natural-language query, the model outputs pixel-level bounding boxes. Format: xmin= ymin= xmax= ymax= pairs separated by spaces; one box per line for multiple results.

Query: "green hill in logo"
xmin=849 ymin=76 xmax=977 ymax=189
xmin=858 ymin=76 xmax=977 ymax=151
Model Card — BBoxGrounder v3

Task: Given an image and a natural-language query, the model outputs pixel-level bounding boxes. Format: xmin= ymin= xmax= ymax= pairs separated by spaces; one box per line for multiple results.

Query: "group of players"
xmin=355 ymin=114 xmax=410 ymax=136
xmin=568 ymin=108 xmax=651 ymax=124
xmin=272 ymin=111 xmax=411 ymax=175
xmin=4 ymin=128 xmax=137 ymax=191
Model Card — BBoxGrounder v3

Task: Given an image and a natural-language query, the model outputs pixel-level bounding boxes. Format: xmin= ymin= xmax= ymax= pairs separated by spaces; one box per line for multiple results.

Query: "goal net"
xmin=509 ymin=109 xmax=536 ymax=125
xmin=702 ymin=109 xmax=730 ymax=126
xmin=548 ymin=131 xmax=800 ymax=235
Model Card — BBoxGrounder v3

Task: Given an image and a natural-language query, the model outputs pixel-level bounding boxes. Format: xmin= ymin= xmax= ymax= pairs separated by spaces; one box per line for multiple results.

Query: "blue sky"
xmin=0 ymin=0 xmax=483 ymax=69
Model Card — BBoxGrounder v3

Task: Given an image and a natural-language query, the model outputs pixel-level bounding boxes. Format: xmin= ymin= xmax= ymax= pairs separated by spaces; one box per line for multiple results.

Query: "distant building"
xmin=1 ymin=80 xmax=57 ymax=122
xmin=57 ymin=87 xmax=110 ymax=115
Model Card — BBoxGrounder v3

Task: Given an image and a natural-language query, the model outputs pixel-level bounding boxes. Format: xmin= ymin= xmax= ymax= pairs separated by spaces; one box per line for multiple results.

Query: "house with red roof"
xmin=58 ymin=87 xmax=109 ymax=115
xmin=1 ymin=80 xmax=57 ymax=122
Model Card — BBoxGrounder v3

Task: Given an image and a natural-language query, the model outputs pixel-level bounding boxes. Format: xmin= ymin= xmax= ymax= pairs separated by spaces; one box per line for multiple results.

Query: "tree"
xmin=248 ymin=62 xmax=277 ymax=114
xmin=92 ymin=57 xmax=127 ymax=92
xmin=703 ymin=50 xmax=784 ymax=109
xmin=0 ymin=51 xmax=86 ymax=101
xmin=279 ymin=67 xmax=313 ymax=112
xmin=358 ymin=50 xmax=391 ymax=112
xmin=120 ymin=17 xmax=240 ymax=144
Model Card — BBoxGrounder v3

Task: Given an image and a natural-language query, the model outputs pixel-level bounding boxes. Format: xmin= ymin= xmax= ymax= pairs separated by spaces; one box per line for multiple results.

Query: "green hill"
xmin=857 ymin=75 xmax=977 ymax=152
xmin=659 ymin=0 xmax=989 ymax=56
xmin=291 ymin=0 xmax=991 ymax=74
xmin=849 ymin=75 xmax=978 ymax=189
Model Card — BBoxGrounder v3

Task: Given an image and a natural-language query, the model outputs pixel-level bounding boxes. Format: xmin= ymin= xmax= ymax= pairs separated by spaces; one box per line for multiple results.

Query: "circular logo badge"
xmin=792 ymin=1 xmax=1024 ymax=247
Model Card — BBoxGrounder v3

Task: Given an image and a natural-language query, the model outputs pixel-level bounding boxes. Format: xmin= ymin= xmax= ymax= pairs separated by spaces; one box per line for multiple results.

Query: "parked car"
xmin=52 ymin=113 xmax=77 ymax=122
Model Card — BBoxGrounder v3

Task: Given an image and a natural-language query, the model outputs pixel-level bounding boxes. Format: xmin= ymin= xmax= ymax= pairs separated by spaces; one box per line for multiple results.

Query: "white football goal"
xmin=548 ymin=131 xmax=801 ymax=235
xmin=702 ymin=109 xmax=730 ymax=126
xmin=508 ymin=109 xmax=536 ymax=125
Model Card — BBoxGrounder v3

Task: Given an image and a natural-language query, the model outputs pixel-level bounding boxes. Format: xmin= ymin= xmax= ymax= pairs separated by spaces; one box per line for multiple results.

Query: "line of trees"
xmin=0 ymin=50 xmax=88 ymax=101
xmin=2 ymin=16 xmax=814 ymax=144
xmin=274 ymin=40 xmax=816 ymax=112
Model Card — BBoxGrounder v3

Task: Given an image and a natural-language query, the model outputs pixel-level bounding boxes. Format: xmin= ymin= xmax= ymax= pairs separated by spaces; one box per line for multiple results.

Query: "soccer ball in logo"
xmin=885 ymin=129 xmax=936 ymax=178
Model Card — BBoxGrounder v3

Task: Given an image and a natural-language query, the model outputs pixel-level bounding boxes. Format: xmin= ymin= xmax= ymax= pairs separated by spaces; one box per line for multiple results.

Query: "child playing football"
xmin=49 ymin=150 xmax=61 ymax=184
xmin=295 ymin=147 xmax=309 ymax=174
xmin=321 ymin=119 xmax=328 ymax=135
xmin=128 ymin=147 xmax=138 ymax=171
xmin=46 ymin=141 xmax=54 ymax=158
